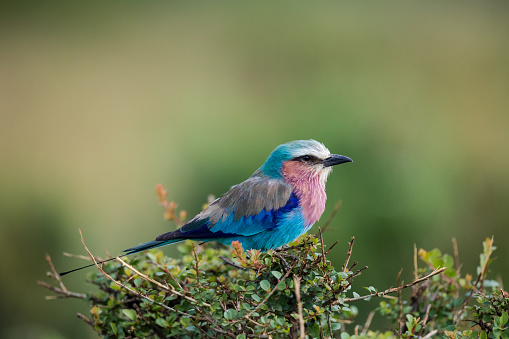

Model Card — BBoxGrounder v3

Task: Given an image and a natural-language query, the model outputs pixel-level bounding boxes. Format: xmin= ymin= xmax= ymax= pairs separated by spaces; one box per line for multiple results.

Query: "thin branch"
xmin=317 ymin=200 xmax=342 ymax=234
xmin=219 ymin=256 xmax=246 ymax=270
xmin=63 ymin=252 xmax=92 ymax=261
xmin=452 ymin=237 xmax=460 ymax=274
xmin=293 ymin=276 xmax=306 ymax=339
xmin=418 ymin=304 xmax=432 ymax=337
xmin=346 ymin=266 xmax=368 ymax=281
xmin=77 ymin=313 xmax=94 ymax=328
xmin=454 ymin=236 xmax=494 ymax=324
xmin=422 ymin=329 xmax=438 ymax=339
xmin=339 ymin=267 xmax=447 ymax=303
xmin=413 ymin=244 xmax=418 ymax=281
xmin=342 ymin=237 xmax=355 ymax=272
xmin=318 ymin=227 xmax=326 ymax=266
xmin=45 ymin=253 xmax=67 ymax=292
xmin=397 ymin=269 xmax=403 ymax=326
xmin=361 ymin=311 xmax=375 ymax=335
xmin=37 ymin=281 xmax=87 ymax=300
xmin=324 ymin=241 xmax=339 ymax=256
xmin=37 ymin=253 xmax=87 ymax=300
xmin=233 ymin=261 xmax=298 ymax=324
xmin=115 ymin=256 xmax=211 ymax=307
xmin=77 ymin=229 xmax=202 ymax=320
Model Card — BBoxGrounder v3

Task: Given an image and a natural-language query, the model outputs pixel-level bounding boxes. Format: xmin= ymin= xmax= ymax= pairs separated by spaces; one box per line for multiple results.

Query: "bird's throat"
xmin=281 ymin=161 xmax=327 ymax=227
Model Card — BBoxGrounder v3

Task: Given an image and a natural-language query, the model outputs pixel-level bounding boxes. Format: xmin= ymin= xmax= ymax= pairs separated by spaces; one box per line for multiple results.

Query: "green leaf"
xmin=122 ymin=309 xmax=137 ymax=321
xmin=271 ymin=271 xmax=282 ymax=280
xmin=480 ymin=331 xmax=487 ymax=339
xmin=331 ymin=322 xmax=341 ymax=331
xmin=237 ymin=335 xmax=246 ymax=339
xmin=180 ymin=317 xmax=191 ymax=327
xmin=110 ymin=322 xmax=117 ymax=335
xmin=277 ymin=281 xmax=286 ymax=290
xmin=445 ymin=325 xmax=456 ymax=331
xmin=500 ymin=311 xmax=508 ymax=326
xmin=224 ymin=309 xmax=239 ymax=320
xmin=156 ymin=318 xmax=171 ymax=328
xmin=308 ymin=322 xmax=320 ymax=338
xmin=252 ymin=293 xmax=261 ymax=302
xmin=260 ymin=280 xmax=270 ymax=291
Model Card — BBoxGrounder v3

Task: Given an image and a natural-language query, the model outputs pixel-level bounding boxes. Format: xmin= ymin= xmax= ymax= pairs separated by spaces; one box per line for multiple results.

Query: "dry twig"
xmin=293 ymin=276 xmax=306 ymax=339
xmin=338 ymin=267 xmax=447 ymax=304
xmin=37 ymin=253 xmax=87 ymax=300
xmin=342 ymin=237 xmax=355 ymax=272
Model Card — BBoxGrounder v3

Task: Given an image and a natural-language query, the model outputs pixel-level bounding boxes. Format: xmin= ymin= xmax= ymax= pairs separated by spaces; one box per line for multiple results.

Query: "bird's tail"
xmin=122 ymin=238 xmax=183 ymax=255
xmin=59 ymin=238 xmax=183 ymax=276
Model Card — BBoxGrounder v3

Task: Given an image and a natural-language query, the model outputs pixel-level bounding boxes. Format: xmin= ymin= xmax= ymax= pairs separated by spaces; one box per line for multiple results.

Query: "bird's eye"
xmin=301 ymin=155 xmax=312 ymax=162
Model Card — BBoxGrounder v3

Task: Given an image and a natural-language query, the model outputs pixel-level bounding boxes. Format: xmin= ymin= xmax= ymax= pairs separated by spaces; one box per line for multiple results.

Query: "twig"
xmin=37 ymin=253 xmax=87 ymax=300
xmin=346 ymin=266 xmax=368 ymax=281
xmin=37 ymin=281 xmax=87 ymax=300
xmin=339 ymin=267 xmax=447 ymax=303
xmin=317 ymin=200 xmax=342 ymax=234
xmin=361 ymin=311 xmax=375 ymax=335
xmin=219 ymin=256 xmax=246 ymax=270
xmin=454 ymin=237 xmax=494 ymax=324
xmin=319 ymin=227 xmax=326 ymax=266
xmin=233 ymin=261 xmax=298 ymax=324
xmin=115 ymin=256 xmax=211 ymax=307
xmin=413 ymin=244 xmax=418 ymax=281
xmin=63 ymin=252 xmax=92 ymax=261
xmin=452 ymin=237 xmax=460 ymax=274
xmin=293 ymin=276 xmax=305 ymax=339
xmin=422 ymin=329 xmax=438 ymax=338
xmin=324 ymin=241 xmax=339 ymax=256
xmin=397 ymin=269 xmax=403 ymax=327
xmin=45 ymin=253 xmax=67 ymax=292
xmin=77 ymin=313 xmax=94 ymax=328
xmin=156 ymin=184 xmax=185 ymax=227
xmin=272 ymin=251 xmax=291 ymax=271
xmin=77 ymin=229 xmax=204 ymax=319
xmin=418 ymin=304 xmax=432 ymax=337
xmin=342 ymin=237 xmax=355 ymax=272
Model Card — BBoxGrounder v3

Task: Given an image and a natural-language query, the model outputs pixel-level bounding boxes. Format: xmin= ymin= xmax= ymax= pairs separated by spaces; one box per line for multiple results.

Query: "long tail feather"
xmin=122 ymin=239 xmax=183 ymax=255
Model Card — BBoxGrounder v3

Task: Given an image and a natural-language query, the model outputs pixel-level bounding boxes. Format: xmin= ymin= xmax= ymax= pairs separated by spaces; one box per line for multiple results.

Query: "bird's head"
xmin=257 ymin=140 xmax=352 ymax=182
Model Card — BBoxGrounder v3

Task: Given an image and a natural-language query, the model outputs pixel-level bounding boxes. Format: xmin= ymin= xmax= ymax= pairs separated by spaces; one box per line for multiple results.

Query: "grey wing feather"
xmin=190 ymin=176 xmax=293 ymax=227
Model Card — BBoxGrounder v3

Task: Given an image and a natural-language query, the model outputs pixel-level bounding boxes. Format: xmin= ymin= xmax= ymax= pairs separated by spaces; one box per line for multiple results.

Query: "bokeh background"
xmin=1 ymin=2 xmax=508 ymax=338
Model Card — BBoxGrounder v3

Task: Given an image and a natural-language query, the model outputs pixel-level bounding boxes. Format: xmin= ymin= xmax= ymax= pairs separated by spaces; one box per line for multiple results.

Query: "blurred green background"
xmin=1 ymin=2 xmax=508 ymax=338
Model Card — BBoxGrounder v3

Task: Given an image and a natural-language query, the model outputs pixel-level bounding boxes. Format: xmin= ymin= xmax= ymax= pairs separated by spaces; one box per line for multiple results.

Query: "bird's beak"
xmin=323 ymin=154 xmax=353 ymax=167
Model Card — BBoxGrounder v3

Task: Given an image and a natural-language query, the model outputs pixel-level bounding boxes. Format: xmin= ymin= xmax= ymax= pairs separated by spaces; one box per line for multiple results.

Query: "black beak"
xmin=323 ymin=154 xmax=353 ymax=167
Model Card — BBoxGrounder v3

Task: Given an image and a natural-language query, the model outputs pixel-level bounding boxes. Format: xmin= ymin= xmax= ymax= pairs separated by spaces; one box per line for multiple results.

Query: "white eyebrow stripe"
xmin=290 ymin=142 xmax=330 ymax=160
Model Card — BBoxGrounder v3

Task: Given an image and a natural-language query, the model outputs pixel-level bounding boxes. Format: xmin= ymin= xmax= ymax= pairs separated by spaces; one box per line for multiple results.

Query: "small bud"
xmin=155 ymin=184 xmax=168 ymax=203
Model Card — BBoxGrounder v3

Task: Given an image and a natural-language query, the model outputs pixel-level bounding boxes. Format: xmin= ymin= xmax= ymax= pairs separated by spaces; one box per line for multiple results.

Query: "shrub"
xmin=39 ymin=190 xmax=507 ymax=338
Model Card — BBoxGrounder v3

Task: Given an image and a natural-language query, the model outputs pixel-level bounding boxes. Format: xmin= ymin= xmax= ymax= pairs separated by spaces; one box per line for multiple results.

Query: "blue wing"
xmin=155 ymin=176 xmax=296 ymax=241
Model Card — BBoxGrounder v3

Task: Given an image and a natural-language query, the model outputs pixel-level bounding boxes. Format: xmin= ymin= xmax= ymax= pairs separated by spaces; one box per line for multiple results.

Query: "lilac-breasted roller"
xmin=60 ymin=140 xmax=351 ymax=275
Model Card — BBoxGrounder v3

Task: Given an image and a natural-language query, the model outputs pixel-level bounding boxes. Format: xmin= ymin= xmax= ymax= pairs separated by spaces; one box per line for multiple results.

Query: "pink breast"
xmin=282 ymin=161 xmax=327 ymax=227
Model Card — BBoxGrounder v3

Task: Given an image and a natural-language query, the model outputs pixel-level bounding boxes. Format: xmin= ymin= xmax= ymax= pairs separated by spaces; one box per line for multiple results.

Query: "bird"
xmin=60 ymin=140 xmax=352 ymax=276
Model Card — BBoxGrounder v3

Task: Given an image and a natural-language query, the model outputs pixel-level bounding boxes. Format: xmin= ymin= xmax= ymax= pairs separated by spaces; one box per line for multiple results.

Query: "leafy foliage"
xmin=39 ymin=190 xmax=507 ymax=338
xmin=80 ymin=235 xmax=360 ymax=338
